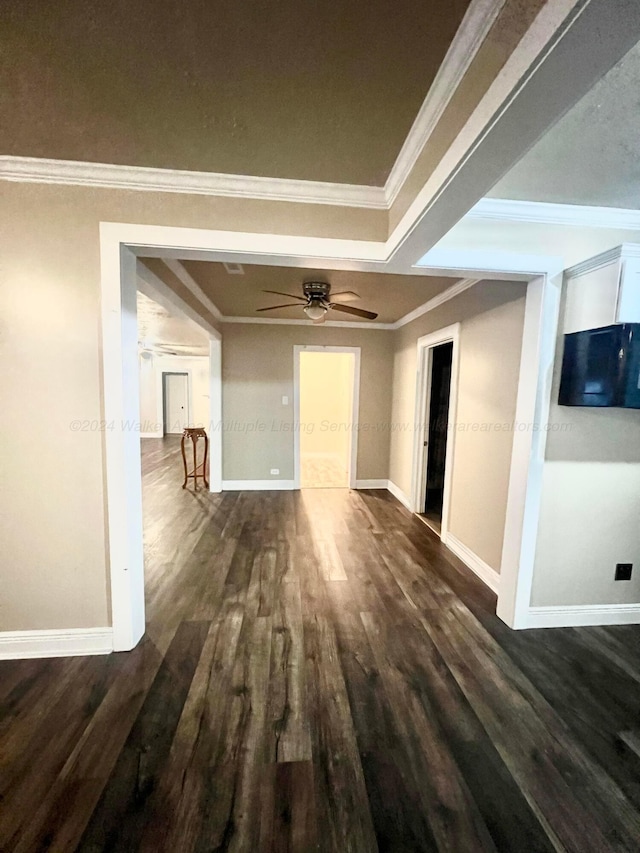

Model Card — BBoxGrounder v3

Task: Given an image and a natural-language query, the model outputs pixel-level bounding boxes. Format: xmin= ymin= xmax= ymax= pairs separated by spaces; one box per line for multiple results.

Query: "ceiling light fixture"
xmin=303 ymin=302 xmax=327 ymax=321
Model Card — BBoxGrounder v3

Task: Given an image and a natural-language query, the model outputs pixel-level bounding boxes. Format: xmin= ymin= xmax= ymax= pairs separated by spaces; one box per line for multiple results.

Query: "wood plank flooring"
xmin=2 ymin=436 xmax=640 ymax=851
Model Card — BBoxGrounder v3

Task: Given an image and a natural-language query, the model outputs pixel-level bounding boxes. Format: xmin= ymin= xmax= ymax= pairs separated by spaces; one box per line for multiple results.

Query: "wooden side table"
xmin=181 ymin=427 xmax=209 ymax=490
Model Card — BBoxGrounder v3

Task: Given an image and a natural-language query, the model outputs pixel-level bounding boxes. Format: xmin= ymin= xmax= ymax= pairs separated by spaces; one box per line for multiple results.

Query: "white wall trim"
xmin=208 ymin=338 xmax=223 ymax=493
xmin=411 ymin=323 xmax=461 ymax=543
xmin=392 ymin=279 xmax=480 ymax=329
xmin=497 ymin=274 xmax=562 ymax=629
xmin=387 ymin=479 xmax=413 ymax=510
xmin=416 ymin=248 xmax=564 ymax=279
xmin=0 ymin=156 xmax=386 ymax=209
xmin=385 ymin=0 xmax=506 ymax=204
xmin=355 ymin=479 xmax=388 ymax=489
xmin=137 ymin=263 xmax=221 ymax=339
xmin=564 ymin=242 xmax=640 ymax=279
xmin=221 ymin=479 xmax=295 ymax=491
xmin=140 ymin=431 xmax=163 ymax=439
xmin=444 ymin=533 xmax=501 ymax=594
xmin=0 ymin=628 xmax=113 ymax=660
xmin=469 ymin=198 xmax=640 ymax=231
xmin=293 ymin=345 xmax=361 ymax=490
xmin=222 ymin=315 xmax=395 ymax=330
xmin=163 ymin=258 xmax=224 ymax=321
xmin=100 ymin=221 xmax=559 ymax=652
xmin=527 ymin=604 xmax=640 ymax=628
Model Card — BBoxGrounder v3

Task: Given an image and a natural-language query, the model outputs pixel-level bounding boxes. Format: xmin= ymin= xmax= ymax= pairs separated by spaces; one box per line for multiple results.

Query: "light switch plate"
xmin=282 ymin=395 xmax=289 ymax=405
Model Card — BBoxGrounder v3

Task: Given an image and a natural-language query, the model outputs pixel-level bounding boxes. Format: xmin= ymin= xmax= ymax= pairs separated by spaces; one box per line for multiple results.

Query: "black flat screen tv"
xmin=559 ymin=324 xmax=640 ymax=408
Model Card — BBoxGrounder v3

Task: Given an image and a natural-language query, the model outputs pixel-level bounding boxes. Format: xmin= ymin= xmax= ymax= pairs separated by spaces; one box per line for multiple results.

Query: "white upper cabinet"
xmin=564 ymin=244 xmax=640 ymax=334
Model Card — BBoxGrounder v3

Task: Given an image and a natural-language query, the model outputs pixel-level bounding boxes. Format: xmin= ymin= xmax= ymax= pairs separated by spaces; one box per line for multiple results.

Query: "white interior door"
xmin=164 ymin=373 xmax=189 ymax=434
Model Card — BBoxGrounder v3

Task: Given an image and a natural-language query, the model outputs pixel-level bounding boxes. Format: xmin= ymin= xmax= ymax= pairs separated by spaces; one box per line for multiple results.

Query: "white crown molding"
xmin=0 ymin=627 xmax=113 ymax=660
xmin=384 ymin=0 xmax=506 ymax=205
xmin=444 ymin=533 xmax=501 ymax=594
xmin=565 ymin=242 xmax=640 ymax=279
xmin=391 ymin=278 xmax=480 ymax=329
xmin=527 ymin=604 xmax=640 ymax=628
xmin=468 ymin=198 xmax=640 ymax=230
xmin=164 ymin=258 xmax=224 ymax=321
xmin=221 ymin=315 xmax=394 ymax=330
xmin=0 ymin=155 xmax=387 ymax=209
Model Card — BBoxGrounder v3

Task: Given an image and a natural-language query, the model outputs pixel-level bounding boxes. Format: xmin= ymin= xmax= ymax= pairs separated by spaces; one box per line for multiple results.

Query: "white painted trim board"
xmin=0 ymin=628 xmax=113 ymax=660
xmin=444 ymin=533 xmax=501 ymax=594
xmin=222 ymin=479 xmax=295 ymax=491
xmin=527 ymin=604 xmax=640 ymax=628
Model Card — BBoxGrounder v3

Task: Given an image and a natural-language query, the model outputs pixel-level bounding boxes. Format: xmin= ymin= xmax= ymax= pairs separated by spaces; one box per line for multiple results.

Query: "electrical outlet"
xmin=270 ymin=468 xmax=280 ymax=476
xmin=615 ymin=563 xmax=633 ymax=581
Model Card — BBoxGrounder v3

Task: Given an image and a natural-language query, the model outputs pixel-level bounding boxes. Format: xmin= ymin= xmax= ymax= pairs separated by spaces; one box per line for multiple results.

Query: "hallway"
xmin=2 ymin=438 xmax=640 ymax=850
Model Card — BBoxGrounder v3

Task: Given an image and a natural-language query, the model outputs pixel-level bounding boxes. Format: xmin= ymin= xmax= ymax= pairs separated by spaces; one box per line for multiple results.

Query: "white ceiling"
xmin=137 ymin=291 xmax=209 ymax=355
xmin=489 ymin=39 xmax=640 ymax=210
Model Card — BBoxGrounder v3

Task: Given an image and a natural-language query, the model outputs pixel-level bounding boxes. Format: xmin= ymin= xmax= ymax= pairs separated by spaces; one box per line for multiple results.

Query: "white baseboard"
xmin=0 ymin=627 xmax=113 ymax=660
xmin=140 ymin=431 xmax=163 ymax=439
xmin=527 ymin=604 xmax=640 ymax=628
xmin=387 ymin=480 xmax=413 ymax=510
xmin=222 ymin=479 xmax=295 ymax=491
xmin=444 ymin=533 xmax=501 ymax=594
xmin=355 ymin=479 xmax=388 ymax=489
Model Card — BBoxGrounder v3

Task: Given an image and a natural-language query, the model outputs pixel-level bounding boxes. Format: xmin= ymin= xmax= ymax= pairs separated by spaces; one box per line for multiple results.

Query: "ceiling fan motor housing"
xmin=303 ymin=281 xmax=331 ymax=302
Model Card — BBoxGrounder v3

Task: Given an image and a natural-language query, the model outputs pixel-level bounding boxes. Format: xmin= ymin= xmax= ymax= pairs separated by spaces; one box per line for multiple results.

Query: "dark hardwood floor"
xmin=2 ymin=436 xmax=640 ymax=851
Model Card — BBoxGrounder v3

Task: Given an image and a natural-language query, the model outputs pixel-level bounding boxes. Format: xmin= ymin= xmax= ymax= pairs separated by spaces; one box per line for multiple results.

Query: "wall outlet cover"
xmin=615 ymin=563 xmax=633 ymax=581
xmin=282 ymin=395 xmax=289 ymax=405
xmin=270 ymin=468 xmax=280 ymax=475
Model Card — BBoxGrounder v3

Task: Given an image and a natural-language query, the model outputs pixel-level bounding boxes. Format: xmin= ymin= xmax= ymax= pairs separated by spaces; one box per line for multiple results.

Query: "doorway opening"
xmin=162 ymin=372 xmax=190 ymax=434
xmin=294 ymin=346 xmax=360 ymax=489
xmin=411 ymin=324 xmax=460 ymax=540
xmin=422 ymin=342 xmax=453 ymax=533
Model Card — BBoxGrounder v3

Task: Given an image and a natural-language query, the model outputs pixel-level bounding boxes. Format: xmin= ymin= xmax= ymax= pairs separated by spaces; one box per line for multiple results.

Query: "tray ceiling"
xmin=177 ymin=260 xmax=460 ymax=324
xmin=1 ymin=0 xmax=472 ymax=185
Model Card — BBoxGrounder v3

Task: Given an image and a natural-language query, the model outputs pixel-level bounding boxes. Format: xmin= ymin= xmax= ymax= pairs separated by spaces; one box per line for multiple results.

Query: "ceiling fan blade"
xmin=329 ymin=290 xmax=360 ymax=303
xmin=262 ymin=289 xmax=307 ymax=302
xmin=330 ymin=303 xmax=378 ymax=320
xmin=256 ymin=303 xmax=304 ymax=311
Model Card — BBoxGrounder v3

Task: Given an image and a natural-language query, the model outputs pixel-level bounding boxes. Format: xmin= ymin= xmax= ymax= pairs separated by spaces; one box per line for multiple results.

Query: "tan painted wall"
xmin=389 ymin=281 xmax=526 ymax=572
xmin=299 ymin=352 xmax=353 ymax=465
xmin=222 ymin=325 xmax=393 ymax=482
xmin=531 ymin=285 xmax=640 ymax=607
xmin=0 ymin=181 xmax=383 ymax=632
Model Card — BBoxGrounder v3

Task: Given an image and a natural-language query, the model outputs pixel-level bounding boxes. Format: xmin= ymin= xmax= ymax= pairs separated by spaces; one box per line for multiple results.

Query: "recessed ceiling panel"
xmin=178 ymin=260 xmax=459 ymax=323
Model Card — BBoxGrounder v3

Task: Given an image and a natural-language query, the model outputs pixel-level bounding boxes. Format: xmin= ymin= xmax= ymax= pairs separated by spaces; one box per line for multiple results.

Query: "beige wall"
xmin=531 ymin=284 xmax=640 ymax=607
xmin=0 ymin=181 xmax=383 ymax=632
xmin=390 ymin=281 xmax=526 ymax=572
xmin=299 ymin=352 xmax=353 ymax=466
xmin=222 ymin=325 xmax=393 ymax=482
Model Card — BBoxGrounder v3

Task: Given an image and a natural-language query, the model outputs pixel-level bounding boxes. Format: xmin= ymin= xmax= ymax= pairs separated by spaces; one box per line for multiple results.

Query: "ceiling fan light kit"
xmin=303 ymin=303 xmax=327 ymax=321
xmin=257 ymin=281 xmax=378 ymax=322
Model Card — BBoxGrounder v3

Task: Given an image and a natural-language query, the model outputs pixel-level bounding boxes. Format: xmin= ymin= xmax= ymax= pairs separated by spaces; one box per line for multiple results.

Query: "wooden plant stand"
xmin=181 ymin=427 xmax=209 ymax=490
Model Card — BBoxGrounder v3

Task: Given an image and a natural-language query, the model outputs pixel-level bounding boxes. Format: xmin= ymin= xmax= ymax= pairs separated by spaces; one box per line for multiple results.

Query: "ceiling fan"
xmin=256 ymin=281 xmax=378 ymax=322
